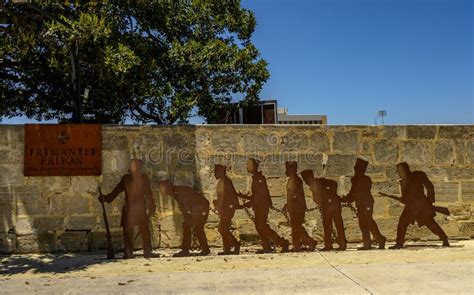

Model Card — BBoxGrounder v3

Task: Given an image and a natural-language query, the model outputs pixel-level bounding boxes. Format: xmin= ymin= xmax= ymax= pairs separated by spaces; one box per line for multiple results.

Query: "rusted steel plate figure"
xmin=99 ymin=159 xmax=156 ymax=259
xmin=214 ymin=164 xmax=242 ymax=255
xmin=385 ymin=162 xmax=450 ymax=249
xmin=159 ymin=180 xmax=210 ymax=257
xmin=301 ymin=169 xmax=347 ymax=251
xmin=341 ymin=158 xmax=386 ymax=250
xmin=242 ymin=158 xmax=290 ymax=253
xmin=284 ymin=161 xmax=317 ymax=252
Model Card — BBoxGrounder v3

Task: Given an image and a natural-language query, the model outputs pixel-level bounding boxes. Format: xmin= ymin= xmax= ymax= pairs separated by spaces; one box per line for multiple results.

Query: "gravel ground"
xmin=1 ymin=240 xmax=473 ymax=294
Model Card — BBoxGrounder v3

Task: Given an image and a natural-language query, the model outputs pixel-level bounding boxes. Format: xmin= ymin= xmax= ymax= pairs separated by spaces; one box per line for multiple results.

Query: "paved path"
xmin=1 ymin=240 xmax=473 ymax=294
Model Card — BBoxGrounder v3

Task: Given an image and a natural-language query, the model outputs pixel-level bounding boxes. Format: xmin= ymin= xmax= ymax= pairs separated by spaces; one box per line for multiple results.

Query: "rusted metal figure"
xmin=214 ymin=164 xmax=242 ymax=255
xmin=284 ymin=161 xmax=317 ymax=252
xmin=341 ymin=158 xmax=386 ymax=250
xmin=99 ymin=159 xmax=156 ymax=259
xmin=301 ymin=169 xmax=347 ymax=251
xmin=388 ymin=162 xmax=450 ymax=249
xmin=159 ymin=180 xmax=211 ymax=257
xmin=242 ymin=158 xmax=290 ymax=253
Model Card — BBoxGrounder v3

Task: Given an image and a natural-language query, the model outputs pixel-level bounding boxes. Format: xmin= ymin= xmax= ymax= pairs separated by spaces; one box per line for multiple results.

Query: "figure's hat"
xmin=247 ymin=158 xmax=260 ymax=167
xmin=285 ymin=161 xmax=297 ymax=170
xmin=300 ymin=169 xmax=314 ymax=182
xmin=214 ymin=164 xmax=227 ymax=174
xmin=354 ymin=158 xmax=369 ymax=170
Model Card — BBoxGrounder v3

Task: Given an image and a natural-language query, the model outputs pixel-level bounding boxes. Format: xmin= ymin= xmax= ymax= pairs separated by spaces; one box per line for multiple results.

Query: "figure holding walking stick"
xmin=98 ymin=159 xmax=157 ymax=259
xmin=98 ymin=187 xmax=115 ymax=259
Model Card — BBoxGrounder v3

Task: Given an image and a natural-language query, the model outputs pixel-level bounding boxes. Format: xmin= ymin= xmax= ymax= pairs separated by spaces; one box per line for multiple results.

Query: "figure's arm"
xmin=144 ymin=175 xmax=156 ymax=215
xmin=310 ymin=181 xmax=322 ymax=206
xmin=342 ymin=178 xmax=356 ymax=203
xmin=287 ymin=182 xmax=297 ymax=202
xmin=422 ymin=172 xmax=435 ymax=203
xmin=216 ymin=180 xmax=224 ymax=211
xmin=100 ymin=176 xmax=125 ymax=203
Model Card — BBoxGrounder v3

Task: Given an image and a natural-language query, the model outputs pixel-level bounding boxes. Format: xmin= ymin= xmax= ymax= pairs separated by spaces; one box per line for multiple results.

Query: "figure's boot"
xmin=378 ymin=236 xmax=386 ymax=250
xmin=389 ymin=243 xmax=403 ymax=250
xmin=308 ymin=239 xmax=317 ymax=252
xmin=232 ymin=241 xmax=241 ymax=255
xmin=320 ymin=242 xmax=334 ymax=251
xmin=173 ymin=250 xmax=190 ymax=257
xmin=218 ymin=246 xmax=232 ymax=255
xmin=337 ymin=239 xmax=347 ymax=251
xmin=358 ymin=239 xmax=373 ymax=251
xmin=281 ymin=239 xmax=290 ymax=253
xmin=442 ymin=238 xmax=450 ymax=247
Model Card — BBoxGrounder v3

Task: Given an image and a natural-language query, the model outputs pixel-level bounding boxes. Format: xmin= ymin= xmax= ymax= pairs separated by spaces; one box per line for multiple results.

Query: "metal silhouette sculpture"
xmin=214 ymin=164 xmax=242 ymax=255
xmin=99 ymin=188 xmax=115 ymax=259
xmin=284 ymin=161 xmax=317 ymax=252
xmin=240 ymin=158 xmax=290 ymax=253
xmin=341 ymin=158 xmax=386 ymax=250
xmin=383 ymin=162 xmax=450 ymax=249
xmin=99 ymin=159 xmax=156 ymax=259
xmin=301 ymin=168 xmax=347 ymax=251
xmin=159 ymin=180 xmax=210 ymax=257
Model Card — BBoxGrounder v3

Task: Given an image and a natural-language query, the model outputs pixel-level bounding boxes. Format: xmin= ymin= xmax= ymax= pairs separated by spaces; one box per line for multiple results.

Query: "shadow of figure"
xmin=241 ymin=159 xmax=289 ymax=254
xmin=284 ymin=161 xmax=317 ymax=252
xmin=387 ymin=162 xmax=450 ymax=249
xmin=158 ymin=180 xmax=210 ymax=257
xmin=301 ymin=169 xmax=347 ymax=251
xmin=99 ymin=159 xmax=157 ymax=259
xmin=0 ymin=253 xmax=118 ymax=276
xmin=214 ymin=164 xmax=242 ymax=255
xmin=341 ymin=158 xmax=386 ymax=250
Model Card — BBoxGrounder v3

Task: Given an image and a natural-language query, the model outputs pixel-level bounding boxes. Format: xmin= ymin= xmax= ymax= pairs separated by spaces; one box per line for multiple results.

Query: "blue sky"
xmin=241 ymin=0 xmax=473 ymax=124
xmin=3 ymin=0 xmax=472 ymax=125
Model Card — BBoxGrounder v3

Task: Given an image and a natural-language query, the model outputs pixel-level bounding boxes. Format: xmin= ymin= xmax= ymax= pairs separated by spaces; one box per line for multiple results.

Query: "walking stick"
xmin=99 ymin=188 xmax=115 ymax=259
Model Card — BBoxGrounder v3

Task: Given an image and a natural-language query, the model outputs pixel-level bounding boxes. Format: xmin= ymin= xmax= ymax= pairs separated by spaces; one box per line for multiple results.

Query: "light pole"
xmin=378 ymin=110 xmax=387 ymax=125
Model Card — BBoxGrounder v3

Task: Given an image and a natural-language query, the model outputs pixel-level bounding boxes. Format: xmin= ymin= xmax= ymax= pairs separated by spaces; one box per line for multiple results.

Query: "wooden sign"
xmin=24 ymin=124 xmax=101 ymax=176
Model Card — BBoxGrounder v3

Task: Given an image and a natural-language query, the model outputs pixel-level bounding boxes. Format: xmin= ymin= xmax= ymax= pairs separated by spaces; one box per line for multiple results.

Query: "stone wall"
xmin=0 ymin=125 xmax=473 ymax=253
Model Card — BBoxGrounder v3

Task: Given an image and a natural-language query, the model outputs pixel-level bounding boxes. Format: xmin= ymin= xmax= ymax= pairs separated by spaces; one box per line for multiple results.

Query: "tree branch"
xmin=132 ymin=105 xmax=164 ymax=125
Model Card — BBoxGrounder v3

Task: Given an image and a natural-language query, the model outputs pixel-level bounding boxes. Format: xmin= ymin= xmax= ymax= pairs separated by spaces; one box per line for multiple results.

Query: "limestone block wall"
xmin=0 ymin=125 xmax=472 ymax=253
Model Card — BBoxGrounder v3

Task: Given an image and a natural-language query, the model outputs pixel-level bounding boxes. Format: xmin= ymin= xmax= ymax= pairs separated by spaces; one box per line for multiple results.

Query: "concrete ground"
xmin=1 ymin=240 xmax=473 ymax=294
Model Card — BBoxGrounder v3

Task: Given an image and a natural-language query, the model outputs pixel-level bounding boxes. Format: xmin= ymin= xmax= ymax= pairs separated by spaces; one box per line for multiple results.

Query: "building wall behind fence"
xmin=0 ymin=125 xmax=473 ymax=253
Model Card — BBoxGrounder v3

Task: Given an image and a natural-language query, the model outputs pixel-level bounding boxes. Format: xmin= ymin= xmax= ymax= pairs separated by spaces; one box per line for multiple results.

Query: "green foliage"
xmin=0 ymin=0 xmax=269 ymax=124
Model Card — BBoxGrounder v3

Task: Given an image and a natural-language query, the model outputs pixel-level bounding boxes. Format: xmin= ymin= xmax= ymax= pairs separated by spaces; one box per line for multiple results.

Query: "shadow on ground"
xmin=0 ymin=253 xmax=122 ymax=276
xmin=0 ymin=242 xmax=464 ymax=276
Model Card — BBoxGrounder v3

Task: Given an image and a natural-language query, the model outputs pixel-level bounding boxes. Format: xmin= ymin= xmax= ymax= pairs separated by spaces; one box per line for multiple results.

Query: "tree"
xmin=0 ymin=0 xmax=269 ymax=124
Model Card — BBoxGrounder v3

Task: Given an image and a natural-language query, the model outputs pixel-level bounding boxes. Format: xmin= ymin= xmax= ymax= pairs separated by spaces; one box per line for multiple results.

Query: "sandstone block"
xmin=307 ymin=132 xmax=330 ymax=153
xmin=59 ymin=231 xmax=89 ymax=252
xmin=461 ymin=181 xmax=474 ymax=202
xmin=50 ymin=193 xmax=90 ymax=215
xmin=33 ymin=216 xmax=64 ymax=232
xmin=66 ymin=216 xmax=98 ymax=231
xmin=401 ymin=141 xmax=432 ymax=165
xmin=374 ymin=140 xmax=399 ymax=163
xmin=0 ymin=232 xmax=16 ymax=254
xmin=407 ymin=126 xmax=437 ymax=140
xmin=459 ymin=221 xmax=474 ymax=238
xmin=102 ymin=134 xmax=128 ymax=151
xmin=382 ymin=126 xmax=407 ymax=140
xmin=434 ymin=141 xmax=455 ymax=165
xmin=433 ymin=182 xmax=459 ymax=203
xmin=438 ymin=126 xmax=470 ymax=140
xmin=326 ymin=155 xmax=356 ymax=177
xmin=16 ymin=232 xmax=57 ymax=253
xmin=332 ymin=131 xmax=360 ymax=153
